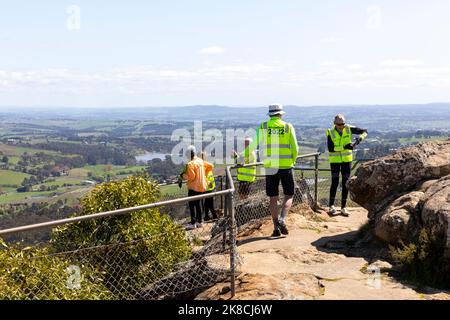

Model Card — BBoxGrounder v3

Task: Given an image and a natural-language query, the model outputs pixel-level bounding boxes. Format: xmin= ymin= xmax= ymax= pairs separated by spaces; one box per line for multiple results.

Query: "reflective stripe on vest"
xmin=328 ymin=125 xmax=353 ymax=163
xmin=206 ymin=171 xmax=216 ymax=191
xmin=260 ymin=120 xmax=295 ymax=169
xmin=237 ymin=150 xmax=257 ymax=182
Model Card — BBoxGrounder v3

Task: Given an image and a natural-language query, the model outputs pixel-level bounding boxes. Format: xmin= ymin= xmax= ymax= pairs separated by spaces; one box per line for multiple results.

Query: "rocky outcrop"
xmin=347 ymin=139 xmax=450 ymax=247
xmin=373 ymin=191 xmax=424 ymax=244
xmin=348 ymin=139 xmax=450 ymax=213
xmin=420 ymin=175 xmax=450 ymax=248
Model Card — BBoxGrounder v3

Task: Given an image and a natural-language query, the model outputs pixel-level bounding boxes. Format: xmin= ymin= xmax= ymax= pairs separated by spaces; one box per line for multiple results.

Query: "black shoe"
xmin=271 ymin=227 xmax=281 ymax=237
xmin=278 ymin=221 xmax=289 ymax=235
xmin=204 ymin=216 xmax=211 ymax=222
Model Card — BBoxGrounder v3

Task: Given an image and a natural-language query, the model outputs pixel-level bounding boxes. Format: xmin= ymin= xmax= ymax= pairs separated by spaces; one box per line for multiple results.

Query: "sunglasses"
xmin=335 ymin=123 xmax=346 ymax=127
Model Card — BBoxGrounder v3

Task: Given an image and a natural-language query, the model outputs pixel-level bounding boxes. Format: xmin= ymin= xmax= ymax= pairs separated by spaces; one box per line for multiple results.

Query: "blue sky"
xmin=1 ymin=0 xmax=450 ymax=108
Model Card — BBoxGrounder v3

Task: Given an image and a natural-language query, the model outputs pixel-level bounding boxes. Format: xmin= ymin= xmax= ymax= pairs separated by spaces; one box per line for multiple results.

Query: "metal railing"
xmin=0 ymin=152 xmax=347 ymax=300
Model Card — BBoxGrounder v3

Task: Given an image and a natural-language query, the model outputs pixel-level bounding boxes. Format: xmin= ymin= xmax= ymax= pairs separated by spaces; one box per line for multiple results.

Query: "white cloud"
xmin=379 ymin=59 xmax=423 ymax=68
xmin=321 ymin=36 xmax=342 ymax=43
xmin=319 ymin=60 xmax=338 ymax=68
xmin=282 ymin=62 xmax=450 ymax=89
xmin=0 ymin=62 xmax=282 ymax=94
xmin=2 ymin=60 xmax=450 ymax=98
xmin=346 ymin=64 xmax=363 ymax=70
xmin=199 ymin=46 xmax=225 ymax=55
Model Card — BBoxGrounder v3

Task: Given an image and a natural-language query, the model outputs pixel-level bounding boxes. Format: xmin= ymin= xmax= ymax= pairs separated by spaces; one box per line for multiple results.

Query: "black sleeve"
xmin=349 ymin=127 xmax=368 ymax=135
xmin=327 ymin=135 xmax=335 ymax=152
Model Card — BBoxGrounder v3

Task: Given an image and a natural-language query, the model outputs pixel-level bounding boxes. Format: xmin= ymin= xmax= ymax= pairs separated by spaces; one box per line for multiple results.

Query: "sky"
xmin=1 ymin=0 xmax=450 ymax=108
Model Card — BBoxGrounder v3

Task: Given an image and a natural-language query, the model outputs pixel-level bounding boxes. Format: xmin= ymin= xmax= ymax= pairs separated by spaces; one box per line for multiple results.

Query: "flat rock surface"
xmin=197 ymin=206 xmax=450 ymax=300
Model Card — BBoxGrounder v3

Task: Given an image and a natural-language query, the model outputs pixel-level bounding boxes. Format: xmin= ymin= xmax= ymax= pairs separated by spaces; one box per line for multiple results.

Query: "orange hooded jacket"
xmin=182 ymin=156 xmax=210 ymax=193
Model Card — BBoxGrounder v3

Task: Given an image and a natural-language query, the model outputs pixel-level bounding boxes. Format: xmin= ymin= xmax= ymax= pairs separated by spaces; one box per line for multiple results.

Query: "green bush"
xmin=50 ymin=175 xmax=192 ymax=298
xmin=0 ymin=239 xmax=112 ymax=300
xmin=390 ymin=229 xmax=450 ymax=289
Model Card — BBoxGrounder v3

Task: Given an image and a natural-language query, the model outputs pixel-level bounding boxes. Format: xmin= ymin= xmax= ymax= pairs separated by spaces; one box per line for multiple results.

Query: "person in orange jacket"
xmin=182 ymin=145 xmax=208 ymax=228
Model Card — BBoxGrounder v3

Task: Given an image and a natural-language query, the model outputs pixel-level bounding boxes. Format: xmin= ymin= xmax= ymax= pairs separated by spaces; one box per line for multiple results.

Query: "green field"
xmin=0 ymin=142 xmax=146 ymax=206
xmin=0 ymin=185 xmax=92 ymax=205
xmin=0 ymin=143 xmax=62 ymax=157
xmin=0 ymin=189 xmax=59 ymax=205
xmin=0 ymin=169 xmax=31 ymax=186
xmin=71 ymin=165 xmax=146 ymax=178
xmin=160 ymin=183 xmax=186 ymax=196
xmin=40 ymin=178 xmax=88 ymax=187
xmin=399 ymin=136 xmax=449 ymax=144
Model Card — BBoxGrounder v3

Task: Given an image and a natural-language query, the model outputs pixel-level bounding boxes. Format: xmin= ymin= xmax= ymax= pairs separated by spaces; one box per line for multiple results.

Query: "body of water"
xmin=135 ymin=152 xmax=170 ymax=163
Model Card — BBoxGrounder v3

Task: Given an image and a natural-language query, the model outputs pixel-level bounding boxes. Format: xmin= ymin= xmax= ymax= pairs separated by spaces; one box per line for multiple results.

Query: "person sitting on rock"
xmin=326 ymin=114 xmax=367 ymax=217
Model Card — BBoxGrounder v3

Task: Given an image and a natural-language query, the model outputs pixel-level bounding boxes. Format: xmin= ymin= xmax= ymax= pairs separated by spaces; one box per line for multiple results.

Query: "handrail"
xmin=0 ymin=189 xmax=233 ymax=237
xmin=230 ymin=152 xmax=321 ymax=169
xmin=0 ymin=153 xmax=316 ymax=237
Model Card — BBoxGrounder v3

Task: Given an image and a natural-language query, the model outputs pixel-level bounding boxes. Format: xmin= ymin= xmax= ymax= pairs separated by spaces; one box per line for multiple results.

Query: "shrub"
xmin=390 ymin=229 xmax=450 ymax=289
xmin=0 ymin=239 xmax=112 ymax=300
xmin=50 ymin=175 xmax=192 ymax=298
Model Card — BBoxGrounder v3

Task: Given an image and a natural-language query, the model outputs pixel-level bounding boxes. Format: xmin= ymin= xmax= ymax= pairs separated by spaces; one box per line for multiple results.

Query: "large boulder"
xmin=348 ymin=139 xmax=450 ymax=213
xmin=420 ymin=175 xmax=450 ymax=248
xmin=373 ymin=191 xmax=424 ymax=244
xmin=347 ymin=139 xmax=450 ymax=247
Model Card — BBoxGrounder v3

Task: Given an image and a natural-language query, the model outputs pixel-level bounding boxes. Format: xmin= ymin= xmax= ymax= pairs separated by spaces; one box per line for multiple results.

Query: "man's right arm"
xmin=182 ymin=163 xmax=195 ymax=181
xmin=327 ymin=132 xmax=335 ymax=152
xmin=246 ymin=123 xmax=263 ymax=157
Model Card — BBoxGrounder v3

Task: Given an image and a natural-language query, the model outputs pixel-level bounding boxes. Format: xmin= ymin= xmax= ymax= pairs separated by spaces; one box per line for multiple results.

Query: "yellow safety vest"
xmin=327 ymin=125 xmax=353 ymax=163
xmin=259 ymin=118 xmax=297 ymax=169
xmin=237 ymin=149 xmax=257 ymax=182
xmin=206 ymin=170 xmax=216 ymax=191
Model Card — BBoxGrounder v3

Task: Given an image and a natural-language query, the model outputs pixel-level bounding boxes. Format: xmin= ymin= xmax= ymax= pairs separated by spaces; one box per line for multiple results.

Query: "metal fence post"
xmin=222 ymin=176 xmax=229 ymax=251
xmin=228 ymin=189 xmax=236 ymax=298
xmin=314 ymin=153 xmax=319 ymax=207
xmin=220 ymin=175 xmax=224 ymax=211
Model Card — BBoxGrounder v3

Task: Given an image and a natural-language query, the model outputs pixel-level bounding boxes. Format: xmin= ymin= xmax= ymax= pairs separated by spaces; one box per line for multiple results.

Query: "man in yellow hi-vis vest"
xmin=233 ymin=137 xmax=257 ymax=200
xmin=247 ymin=104 xmax=299 ymax=237
xmin=200 ymin=151 xmax=218 ymax=221
xmin=327 ymin=114 xmax=367 ymax=217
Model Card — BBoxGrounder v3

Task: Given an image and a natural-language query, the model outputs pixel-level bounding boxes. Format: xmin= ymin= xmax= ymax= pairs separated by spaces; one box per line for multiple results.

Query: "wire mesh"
xmin=0 ymin=155 xmax=360 ymax=300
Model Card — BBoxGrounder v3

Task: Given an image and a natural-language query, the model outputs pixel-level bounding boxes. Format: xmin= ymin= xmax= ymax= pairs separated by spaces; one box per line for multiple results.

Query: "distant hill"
xmin=1 ymin=103 xmax=450 ymax=131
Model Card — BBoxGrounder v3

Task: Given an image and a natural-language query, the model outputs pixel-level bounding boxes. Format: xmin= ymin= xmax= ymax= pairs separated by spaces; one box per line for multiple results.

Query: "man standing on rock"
xmin=248 ymin=104 xmax=299 ymax=237
xmin=327 ymin=114 xmax=367 ymax=217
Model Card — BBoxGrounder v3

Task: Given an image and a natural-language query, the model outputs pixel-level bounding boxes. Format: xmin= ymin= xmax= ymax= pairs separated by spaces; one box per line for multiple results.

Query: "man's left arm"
xmin=350 ymin=126 xmax=368 ymax=144
xmin=289 ymin=124 xmax=299 ymax=160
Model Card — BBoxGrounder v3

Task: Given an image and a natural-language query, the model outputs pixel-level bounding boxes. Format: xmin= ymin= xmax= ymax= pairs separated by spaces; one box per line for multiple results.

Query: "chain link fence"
xmin=0 ymin=153 xmax=361 ymax=300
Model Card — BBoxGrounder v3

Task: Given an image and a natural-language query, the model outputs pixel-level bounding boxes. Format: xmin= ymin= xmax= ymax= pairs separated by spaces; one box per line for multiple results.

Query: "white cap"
xmin=244 ymin=136 xmax=253 ymax=142
xmin=268 ymin=104 xmax=285 ymax=116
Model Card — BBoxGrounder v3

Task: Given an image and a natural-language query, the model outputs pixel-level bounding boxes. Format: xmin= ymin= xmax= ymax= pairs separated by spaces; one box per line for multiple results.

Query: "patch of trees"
xmin=19 ymin=142 xmax=136 ymax=166
xmin=127 ymin=137 xmax=176 ymax=153
xmin=146 ymin=155 xmax=184 ymax=183
xmin=0 ymin=201 xmax=80 ymax=244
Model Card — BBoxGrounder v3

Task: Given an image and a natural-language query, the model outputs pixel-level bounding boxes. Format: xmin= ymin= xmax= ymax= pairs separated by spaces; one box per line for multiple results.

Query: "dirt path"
xmin=197 ymin=205 xmax=450 ymax=300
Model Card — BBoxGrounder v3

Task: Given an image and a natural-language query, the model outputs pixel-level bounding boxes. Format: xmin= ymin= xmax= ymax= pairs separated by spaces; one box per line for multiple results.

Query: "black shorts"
xmin=265 ymin=168 xmax=295 ymax=197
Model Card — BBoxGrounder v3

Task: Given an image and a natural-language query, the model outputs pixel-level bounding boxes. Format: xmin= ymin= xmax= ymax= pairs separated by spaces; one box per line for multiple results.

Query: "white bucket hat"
xmin=267 ymin=104 xmax=285 ymax=116
xmin=185 ymin=145 xmax=196 ymax=158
